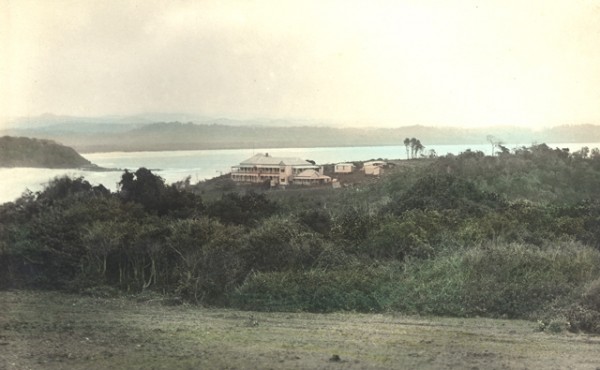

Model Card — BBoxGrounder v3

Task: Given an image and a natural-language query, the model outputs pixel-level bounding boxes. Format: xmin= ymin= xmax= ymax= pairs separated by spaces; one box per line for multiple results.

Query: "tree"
xmin=118 ymin=168 xmax=203 ymax=217
xmin=486 ymin=135 xmax=504 ymax=156
xmin=409 ymin=138 xmax=417 ymax=158
xmin=407 ymin=138 xmax=425 ymax=158
xmin=414 ymin=140 xmax=425 ymax=158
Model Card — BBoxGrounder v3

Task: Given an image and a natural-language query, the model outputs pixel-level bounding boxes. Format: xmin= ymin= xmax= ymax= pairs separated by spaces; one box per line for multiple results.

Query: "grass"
xmin=2 ymin=290 xmax=600 ymax=369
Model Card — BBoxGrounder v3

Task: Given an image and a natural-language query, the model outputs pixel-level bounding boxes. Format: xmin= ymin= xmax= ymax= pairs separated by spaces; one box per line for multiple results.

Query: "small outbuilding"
xmin=363 ymin=161 xmax=386 ymax=176
xmin=334 ymin=163 xmax=356 ymax=173
xmin=293 ymin=169 xmax=332 ymax=186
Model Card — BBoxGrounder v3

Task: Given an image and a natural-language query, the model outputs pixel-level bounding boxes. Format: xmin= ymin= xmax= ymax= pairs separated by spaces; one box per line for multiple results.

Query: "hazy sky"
xmin=2 ymin=0 xmax=600 ymax=128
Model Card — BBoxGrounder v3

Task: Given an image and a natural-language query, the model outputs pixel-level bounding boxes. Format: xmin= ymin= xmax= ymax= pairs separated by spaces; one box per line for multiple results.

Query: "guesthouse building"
xmin=231 ymin=153 xmax=330 ymax=187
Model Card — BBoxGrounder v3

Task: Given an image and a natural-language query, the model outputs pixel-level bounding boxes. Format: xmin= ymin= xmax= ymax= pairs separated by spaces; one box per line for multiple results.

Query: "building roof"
xmin=364 ymin=160 xmax=386 ymax=167
xmin=335 ymin=163 xmax=355 ymax=167
xmin=240 ymin=153 xmax=314 ymax=167
xmin=294 ymin=169 xmax=331 ymax=180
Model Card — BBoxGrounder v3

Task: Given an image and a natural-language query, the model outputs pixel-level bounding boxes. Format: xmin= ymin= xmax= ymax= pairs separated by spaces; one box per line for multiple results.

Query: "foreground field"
xmin=1 ymin=291 xmax=599 ymax=369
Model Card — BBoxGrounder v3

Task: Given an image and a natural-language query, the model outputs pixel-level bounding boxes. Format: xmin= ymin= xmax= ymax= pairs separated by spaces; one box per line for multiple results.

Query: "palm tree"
xmin=409 ymin=138 xmax=417 ymax=158
xmin=414 ymin=140 xmax=425 ymax=158
xmin=403 ymin=138 xmax=410 ymax=159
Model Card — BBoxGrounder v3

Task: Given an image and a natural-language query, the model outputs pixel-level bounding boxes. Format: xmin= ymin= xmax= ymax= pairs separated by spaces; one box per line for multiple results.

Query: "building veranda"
xmin=231 ymin=153 xmax=331 ymax=187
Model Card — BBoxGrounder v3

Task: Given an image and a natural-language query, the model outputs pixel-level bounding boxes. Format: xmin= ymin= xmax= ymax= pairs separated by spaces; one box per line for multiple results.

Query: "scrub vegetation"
xmin=2 ymin=143 xmax=600 ymax=335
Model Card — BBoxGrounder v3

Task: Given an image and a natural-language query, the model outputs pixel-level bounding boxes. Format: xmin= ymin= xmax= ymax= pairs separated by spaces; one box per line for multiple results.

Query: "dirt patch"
xmin=1 ymin=291 xmax=599 ymax=369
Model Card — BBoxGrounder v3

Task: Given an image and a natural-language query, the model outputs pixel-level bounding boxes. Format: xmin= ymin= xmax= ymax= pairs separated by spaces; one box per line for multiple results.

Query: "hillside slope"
xmin=0 ymin=136 xmax=92 ymax=168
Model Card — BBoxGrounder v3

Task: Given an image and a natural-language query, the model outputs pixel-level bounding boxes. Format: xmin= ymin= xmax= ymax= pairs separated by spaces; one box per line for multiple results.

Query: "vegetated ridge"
xmin=0 ymin=136 xmax=93 ymax=168
xmin=1 ymin=143 xmax=600 ymax=336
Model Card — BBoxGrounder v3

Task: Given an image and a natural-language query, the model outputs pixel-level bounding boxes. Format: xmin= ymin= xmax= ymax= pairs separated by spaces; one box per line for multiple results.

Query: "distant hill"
xmin=2 ymin=114 xmax=600 ymax=153
xmin=0 ymin=136 xmax=93 ymax=168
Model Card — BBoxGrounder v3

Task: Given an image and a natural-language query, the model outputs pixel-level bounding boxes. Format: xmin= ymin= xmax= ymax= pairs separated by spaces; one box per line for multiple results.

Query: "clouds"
xmin=3 ymin=0 xmax=600 ymax=127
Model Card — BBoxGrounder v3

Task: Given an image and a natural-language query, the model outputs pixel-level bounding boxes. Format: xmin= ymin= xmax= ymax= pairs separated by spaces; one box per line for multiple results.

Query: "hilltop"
xmin=0 ymin=136 xmax=93 ymax=168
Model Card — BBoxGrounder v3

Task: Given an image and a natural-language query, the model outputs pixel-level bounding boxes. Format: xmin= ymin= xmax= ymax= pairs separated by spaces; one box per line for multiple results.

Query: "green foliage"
xmin=232 ymin=265 xmax=395 ymax=312
xmin=297 ymin=209 xmax=332 ymax=235
xmin=386 ymin=173 xmax=505 ymax=217
xmin=363 ymin=214 xmax=434 ymax=260
xmin=381 ymin=241 xmax=600 ymax=318
xmin=207 ymin=191 xmax=278 ymax=225
xmin=242 ymin=216 xmax=325 ymax=272
xmin=330 ymin=206 xmax=375 ymax=246
xmin=565 ymin=278 xmax=600 ymax=333
xmin=379 ymin=253 xmax=468 ymax=316
xmin=460 ymin=241 xmax=600 ymax=318
xmin=3 ymin=145 xmax=600 ymax=333
xmin=166 ymin=218 xmax=247 ymax=303
xmin=119 ymin=168 xmax=203 ymax=217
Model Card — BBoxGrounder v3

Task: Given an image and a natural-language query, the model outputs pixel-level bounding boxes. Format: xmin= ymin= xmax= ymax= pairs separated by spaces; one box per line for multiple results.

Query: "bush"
xmin=241 ymin=216 xmax=325 ymax=272
xmin=380 ymin=241 xmax=600 ymax=318
xmin=379 ymin=253 xmax=467 ymax=316
xmin=566 ymin=278 xmax=600 ymax=333
xmin=232 ymin=265 xmax=397 ymax=312
xmin=580 ymin=277 xmax=600 ymax=310
xmin=566 ymin=305 xmax=600 ymax=334
xmin=461 ymin=241 xmax=600 ymax=318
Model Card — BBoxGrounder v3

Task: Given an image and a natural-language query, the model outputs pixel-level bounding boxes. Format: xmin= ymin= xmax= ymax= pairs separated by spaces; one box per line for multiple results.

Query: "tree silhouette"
xmin=410 ymin=138 xmax=417 ymax=158
xmin=403 ymin=138 xmax=411 ymax=159
xmin=486 ymin=135 xmax=504 ymax=156
xmin=414 ymin=140 xmax=425 ymax=158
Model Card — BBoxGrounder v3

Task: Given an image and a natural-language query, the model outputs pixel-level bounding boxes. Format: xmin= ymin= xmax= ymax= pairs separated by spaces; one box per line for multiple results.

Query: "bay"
xmin=1 ymin=142 xmax=598 ymax=204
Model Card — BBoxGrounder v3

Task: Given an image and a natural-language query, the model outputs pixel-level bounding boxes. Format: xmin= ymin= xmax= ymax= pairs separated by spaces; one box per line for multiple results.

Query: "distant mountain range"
xmin=2 ymin=114 xmax=600 ymax=153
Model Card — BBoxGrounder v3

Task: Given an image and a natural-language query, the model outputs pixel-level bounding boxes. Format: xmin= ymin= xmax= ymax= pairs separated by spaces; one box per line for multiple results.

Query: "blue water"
xmin=1 ymin=142 xmax=598 ymax=204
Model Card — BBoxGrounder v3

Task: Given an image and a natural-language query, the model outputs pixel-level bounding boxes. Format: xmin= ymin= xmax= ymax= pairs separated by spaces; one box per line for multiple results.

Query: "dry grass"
xmin=1 ymin=290 xmax=599 ymax=369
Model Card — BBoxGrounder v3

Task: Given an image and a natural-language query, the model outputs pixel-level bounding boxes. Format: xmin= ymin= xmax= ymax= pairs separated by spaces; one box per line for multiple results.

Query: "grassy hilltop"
xmin=1 ymin=143 xmax=600 ymax=337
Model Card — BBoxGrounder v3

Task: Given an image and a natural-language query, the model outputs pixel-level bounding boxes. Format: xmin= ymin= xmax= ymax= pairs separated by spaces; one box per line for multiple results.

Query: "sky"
xmin=2 ymin=0 xmax=600 ymax=128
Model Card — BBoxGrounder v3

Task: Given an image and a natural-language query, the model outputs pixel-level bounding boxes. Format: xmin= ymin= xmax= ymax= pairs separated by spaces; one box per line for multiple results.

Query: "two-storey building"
xmin=231 ymin=153 xmax=330 ymax=186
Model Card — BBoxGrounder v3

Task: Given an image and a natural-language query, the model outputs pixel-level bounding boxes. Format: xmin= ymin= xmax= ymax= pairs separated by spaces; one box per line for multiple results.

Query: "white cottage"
xmin=334 ymin=163 xmax=356 ymax=173
xmin=363 ymin=161 xmax=386 ymax=176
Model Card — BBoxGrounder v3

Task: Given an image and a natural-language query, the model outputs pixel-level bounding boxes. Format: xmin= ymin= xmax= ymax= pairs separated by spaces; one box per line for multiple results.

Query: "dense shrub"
xmin=385 ymin=173 xmax=505 ymax=217
xmin=231 ymin=265 xmax=396 ymax=312
xmin=380 ymin=242 xmax=600 ymax=318
xmin=167 ymin=218 xmax=247 ymax=303
xmin=460 ymin=241 xmax=600 ymax=318
xmin=119 ymin=168 xmax=204 ymax=217
xmin=363 ymin=215 xmax=434 ymax=260
xmin=241 ymin=216 xmax=326 ymax=272
xmin=207 ymin=191 xmax=278 ymax=225
xmin=566 ymin=278 xmax=600 ymax=333
xmin=378 ymin=253 xmax=467 ymax=316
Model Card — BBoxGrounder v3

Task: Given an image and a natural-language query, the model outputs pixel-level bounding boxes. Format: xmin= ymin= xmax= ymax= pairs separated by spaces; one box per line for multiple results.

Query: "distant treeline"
xmin=0 ymin=136 xmax=92 ymax=168
xmin=3 ymin=122 xmax=600 ymax=152
xmin=1 ymin=143 xmax=600 ymax=333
